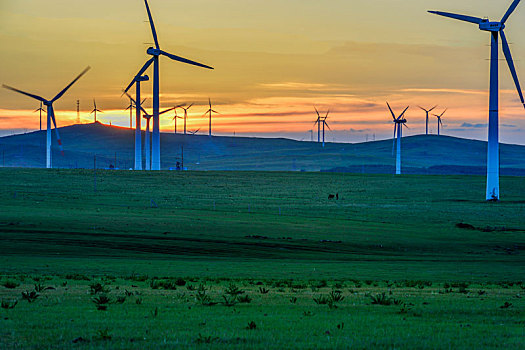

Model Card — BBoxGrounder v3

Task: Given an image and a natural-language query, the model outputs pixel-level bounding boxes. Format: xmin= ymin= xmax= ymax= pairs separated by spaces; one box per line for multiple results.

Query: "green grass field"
xmin=0 ymin=168 xmax=524 ymax=348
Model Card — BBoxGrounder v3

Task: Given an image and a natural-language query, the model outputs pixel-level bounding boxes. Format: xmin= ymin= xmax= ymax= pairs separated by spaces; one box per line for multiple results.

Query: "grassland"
xmin=0 ymin=168 xmax=524 ymax=348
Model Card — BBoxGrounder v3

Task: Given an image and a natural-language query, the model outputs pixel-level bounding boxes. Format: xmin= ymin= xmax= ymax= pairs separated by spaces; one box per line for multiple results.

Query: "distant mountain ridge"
xmin=1 ymin=122 xmax=524 ymax=175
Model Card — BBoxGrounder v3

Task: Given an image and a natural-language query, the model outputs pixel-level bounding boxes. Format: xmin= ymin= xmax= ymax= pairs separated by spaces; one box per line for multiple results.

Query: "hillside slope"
xmin=1 ymin=122 xmax=524 ymax=174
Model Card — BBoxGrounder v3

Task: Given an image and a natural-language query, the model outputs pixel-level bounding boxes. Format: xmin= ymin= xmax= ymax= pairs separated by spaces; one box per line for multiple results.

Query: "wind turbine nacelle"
xmin=147 ymin=47 xmax=161 ymax=56
xmin=479 ymin=20 xmax=504 ymax=32
xmin=136 ymin=75 xmax=150 ymax=82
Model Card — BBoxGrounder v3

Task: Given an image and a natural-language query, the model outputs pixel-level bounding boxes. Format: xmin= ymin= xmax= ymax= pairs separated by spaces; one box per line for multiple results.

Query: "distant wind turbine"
xmin=313 ymin=107 xmax=322 ymax=143
xmin=429 ymin=0 xmax=525 ymax=201
xmin=387 ymin=102 xmax=409 ymax=175
xmin=171 ymin=105 xmax=185 ymax=133
xmin=180 ymin=103 xmax=194 ymax=135
xmin=34 ymin=102 xmax=46 ymax=131
xmin=3 ymin=66 xmax=90 ymax=168
xmin=189 ymin=128 xmax=200 ymax=135
xmin=90 ymin=99 xmax=103 ymax=123
xmin=433 ymin=109 xmax=447 ymax=136
xmin=137 ymin=0 xmax=213 ymax=170
xmin=418 ymin=105 xmax=437 ymax=135
xmin=203 ymin=98 xmax=219 ymax=136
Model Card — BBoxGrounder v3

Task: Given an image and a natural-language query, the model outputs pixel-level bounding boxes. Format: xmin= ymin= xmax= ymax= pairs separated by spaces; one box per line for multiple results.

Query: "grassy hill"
xmin=1 ymin=122 xmax=525 ymax=174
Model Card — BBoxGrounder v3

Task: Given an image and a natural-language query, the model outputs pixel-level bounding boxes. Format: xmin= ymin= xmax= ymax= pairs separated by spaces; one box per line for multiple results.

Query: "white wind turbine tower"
xmin=418 ymin=105 xmax=437 ymax=135
xmin=90 ymin=99 xmax=103 ymax=123
xmin=387 ymin=102 xmax=409 ymax=175
xmin=429 ymin=0 xmax=525 ymax=201
xmin=433 ymin=109 xmax=447 ymax=136
xmin=123 ymin=74 xmax=150 ymax=170
xmin=137 ymin=0 xmax=213 ymax=170
xmin=3 ymin=67 xmax=90 ymax=168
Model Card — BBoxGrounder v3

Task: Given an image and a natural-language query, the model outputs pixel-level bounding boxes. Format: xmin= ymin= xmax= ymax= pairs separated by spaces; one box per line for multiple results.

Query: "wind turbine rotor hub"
xmin=147 ymin=47 xmax=161 ymax=56
xmin=136 ymin=75 xmax=149 ymax=82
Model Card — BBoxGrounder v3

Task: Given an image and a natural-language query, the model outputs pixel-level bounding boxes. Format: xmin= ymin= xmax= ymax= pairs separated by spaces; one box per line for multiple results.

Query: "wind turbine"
xmin=387 ymin=102 xmax=409 ymax=175
xmin=429 ymin=0 xmax=525 ymax=201
xmin=3 ymin=66 xmax=90 ymax=168
xmin=313 ymin=107 xmax=322 ymax=143
xmin=189 ymin=128 xmax=200 ymax=135
xmin=418 ymin=105 xmax=437 ymax=135
xmin=91 ymin=99 xmax=103 ymax=123
xmin=171 ymin=106 xmax=185 ymax=133
xmin=320 ymin=111 xmax=331 ymax=148
xmin=137 ymin=0 xmax=213 ymax=170
xmin=433 ymin=109 xmax=447 ymax=136
xmin=180 ymin=103 xmax=194 ymax=135
xmin=203 ymin=98 xmax=219 ymax=136
xmin=34 ymin=102 xmax=46 ymax=131
xmin=123 ymin=72 xmax=150 ymax=170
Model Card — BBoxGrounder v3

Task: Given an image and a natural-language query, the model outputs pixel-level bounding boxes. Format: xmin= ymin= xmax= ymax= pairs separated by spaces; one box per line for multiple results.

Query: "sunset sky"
xmin=1 ymin=0 xmax=524 ymax=144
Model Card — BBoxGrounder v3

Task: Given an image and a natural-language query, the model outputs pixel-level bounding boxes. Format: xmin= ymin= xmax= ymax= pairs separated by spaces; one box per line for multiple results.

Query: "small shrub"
xmin=329 ymin=290 xmax=345 ymax=302
xmin=258 ymin=287 xmax=269 ymax=294
xmin=175 ymin=278 xmax=186 ymax=286
xmin=225 ymin=283 xmax=244 ymax=296
xmin=135 ymin=297 xmax=143 ymax=305
xmin=2 ymin=280 xmax=20 ymax=289
xmin=477 ymin=290 xmax=486 ymax=296
xmin=1 ymin=299 xmax=18 ymax=309
xmin=21 ymin=290 xmax=39 ymax=303
xmin=34 ymin=283 xmax=54 ymax=293
xmin=115 ymin=296 xmax=126 ymax=304
xmin=500 ymin=302 xmax=512 ymax=309
xmin=89 ymin=282 xmax=109 ymax=295
xmin=195 ymin=334 xmax=219 ymax=344
xmin=237 ymin=295 xmax=252 ymax=303
xmin=95 ymin=328 xmax=112 ymax=340
xmin=65 ymin=274 xmax=90 ymax=281
xmin=125 ymin=289 xmax=133 ymax=297
xmin=246 ymin=321 xmax=256 ymax=330
xmin=370 ymin=292 xmax=393 ymax=306
xmin=313 ymin=295 xmax=329 ymax=305
xmin=289 ymin=296 xmax=297 ymax=304
xmin=92 ymin=295 xmax=111 ymax=310
xmin=222 ymin=295 xmax=237 ymax=307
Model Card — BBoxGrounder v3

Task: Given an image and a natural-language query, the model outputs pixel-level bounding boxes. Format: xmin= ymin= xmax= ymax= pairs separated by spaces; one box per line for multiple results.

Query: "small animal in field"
xmin=328 ymin=194 xmax=335 ymax=199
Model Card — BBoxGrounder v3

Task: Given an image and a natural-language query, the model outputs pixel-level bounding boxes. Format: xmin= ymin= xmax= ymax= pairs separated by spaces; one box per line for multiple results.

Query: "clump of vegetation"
xmin=89 ymin=282 xmax=110 ymax=295
xmin=195 ymin=334 xmax=219 ymax=344
xmin=225 ymin=283 xmax=244 ymax=296
xmin=150 ymin=279 xmax=177 ymax=290
xmin=500 ymin=302 xmax=512 ymax=309
xmin=125 ymin=274 xmax=148 ymax=282
xmin=135 ymin=297 xmax=143 ymax=305
xmin=222 ymin=295 xmax=237 ymax=307
xmin=2 ymin=280 xmax=20 ymax=289
xmin=174 ymin=278 xmax=187 ymax=286
xmin=34 ymin=283 xmax=54 ymax=293
xmin=329 ymin=290 xmax=345 ymax=302
xmin=313 ymin=295 xmax=329 ymax=305
xmin=195 ymin=285 xmax=217 ymax=306
xmin=21 ymin=290 xmax=39 ymax=303
xmin=1 ymin=299 xmax=18 ymax=309
xmin=289 ymin=296 xmax=297 ymax=304
xmin=258 ymin=287 xmax=269 ymax=294
xmin=115 ymin=296 xmax=126 ymax=304
xmin=237 ymin=294 xmax=252 ymax=303
xmin=95 ymin=328 xmax=112 ymax=341
xmin=246 ymin=321 xmax=257 ymax=330
xmin=92 ymin=295 xmax=111 ymax=311
xmin=370 ymin=292 xmax=393 ymax=306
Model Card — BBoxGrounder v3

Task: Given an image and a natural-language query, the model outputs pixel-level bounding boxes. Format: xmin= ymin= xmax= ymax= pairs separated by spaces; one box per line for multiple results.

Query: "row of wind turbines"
xmin=2 ymin=0 xmax=525 ymax=201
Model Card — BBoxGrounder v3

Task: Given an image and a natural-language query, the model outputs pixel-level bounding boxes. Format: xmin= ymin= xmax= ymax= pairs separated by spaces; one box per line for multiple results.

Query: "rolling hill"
xmin=1 ymin=122 xmax=525 ymax=174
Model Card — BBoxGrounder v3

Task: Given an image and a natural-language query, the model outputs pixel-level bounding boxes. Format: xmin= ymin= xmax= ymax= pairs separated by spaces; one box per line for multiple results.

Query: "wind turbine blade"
xmin=325 ymin=109 xmax=330 ymax=118
xmin=123 ymin=58 xmax=154 ymax=94
xmin=159 ymin=107 xmax=175 ymax=115
xmin=418 ymin=106 xmax=427 ymax=112
xmin=314 ymin=106 xmax=321 ymax=119
xmin=211 ymin=110 xmax=220 ymax=114
xmin=124 ymin=91 xmax=148 ymax=115
xmin=386 ymin=102 xmax=396 ymax=120
xmin=144 ymin=0 xmax=160 ymax=50
xmin=501 ymin=30 xmax=525 ymax=107
xmin=429 ymin=105 xmax=437 ymax=112
xmin=49 ymin=108 xmax=64 ymax=155
xmin=187 ymin=102 xmax=194 ymax=110
xmin=2 ymin=85 xmax=46 ymax=103
xmin=51 ymin=66 xmax=90 ymax=102
xmin=428 ymin=11 xmax=482 ymax=24
xmin=398 ymin=106 xmax=409 ymax=120
xmin=160 ymin=50 xmax=213 ymax=69
xmin=325 ymin=121 xmax=332 ymax=131
xmin=501 ymin=0 xmax=521 ymax=24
